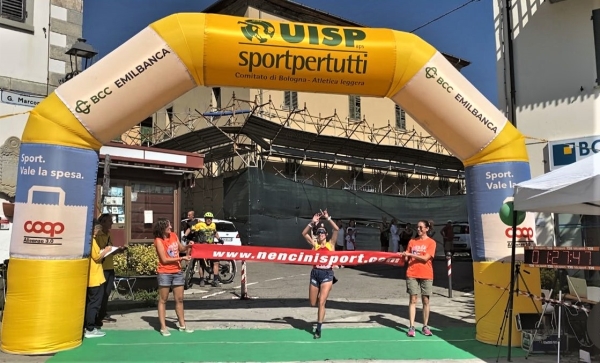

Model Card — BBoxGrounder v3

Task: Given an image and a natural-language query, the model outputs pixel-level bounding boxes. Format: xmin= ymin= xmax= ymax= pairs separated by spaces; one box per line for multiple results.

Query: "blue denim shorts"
xmin=157 ymin=271 xmax=185 ymax=287
xmin=310 ymin=268 xmax=334 ymax=287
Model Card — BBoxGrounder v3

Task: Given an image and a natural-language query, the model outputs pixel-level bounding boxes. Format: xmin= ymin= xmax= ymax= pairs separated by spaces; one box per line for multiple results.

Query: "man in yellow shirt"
xmin=192 ymin=212 xmax=223 ymax=287
xmin=95 ymin=213 xmax=125 ymax=326
xmin=85 ymin=225 xmax=111 ymax=338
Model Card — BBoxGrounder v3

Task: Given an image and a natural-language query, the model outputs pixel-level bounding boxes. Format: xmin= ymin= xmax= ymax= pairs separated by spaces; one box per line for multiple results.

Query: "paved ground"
xmin=0 ymin=259 xmax=592 ymax=362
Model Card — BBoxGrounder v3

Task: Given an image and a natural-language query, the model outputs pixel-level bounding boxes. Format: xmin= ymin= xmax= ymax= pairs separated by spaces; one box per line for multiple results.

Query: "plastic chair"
xmin=112 ymin=250 xmax=136 ymax=300
xmin=112 ymin=276 xmax=136 ymax=300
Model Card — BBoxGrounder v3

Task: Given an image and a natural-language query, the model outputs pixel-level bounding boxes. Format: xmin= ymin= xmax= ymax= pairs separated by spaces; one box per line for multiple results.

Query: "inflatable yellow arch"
xmin=2 ymin=13 xmax=541 ymax=354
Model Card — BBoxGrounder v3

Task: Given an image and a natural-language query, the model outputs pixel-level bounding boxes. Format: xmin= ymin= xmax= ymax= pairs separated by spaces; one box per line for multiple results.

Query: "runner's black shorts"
xmin=310 ymin=268 xmax=334 ymax=287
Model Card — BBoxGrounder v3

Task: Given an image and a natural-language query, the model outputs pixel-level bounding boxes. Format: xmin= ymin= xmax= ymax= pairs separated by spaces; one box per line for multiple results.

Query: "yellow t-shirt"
xmin=313 ymin=241 xmax=334 ymax=269
xmin=89 ymin=236 xmax=106 ymax=288
xmin=313 ymin=241 xmax=334 ymax=251
xmin=95 ymin=230 xmax=114 ymax=271
xmin=192 ymin=221 xmax=217 ymax=243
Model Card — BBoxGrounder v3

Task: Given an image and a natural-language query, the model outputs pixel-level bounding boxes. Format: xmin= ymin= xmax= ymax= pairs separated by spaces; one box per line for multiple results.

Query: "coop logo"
xmin=505 ymin=227 xmax=534 ymax=239
xmin=239 ymin=20 xmax=275 ymax=43
xmin=24 ymin=221 xmax=65 ymax=237
xmin=498 ymin=199 xmax=534 ymax=247
xmin=505 ymin=225 xmax=535 ymax=248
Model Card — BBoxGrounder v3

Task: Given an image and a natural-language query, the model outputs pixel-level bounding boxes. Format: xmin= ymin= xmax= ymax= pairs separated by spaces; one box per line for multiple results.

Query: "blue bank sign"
xmin=549 ymin=136 xmax=600 ymax=170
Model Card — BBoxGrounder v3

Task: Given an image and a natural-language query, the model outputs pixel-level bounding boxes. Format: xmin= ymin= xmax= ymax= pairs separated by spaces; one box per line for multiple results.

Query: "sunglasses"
xmin=317 ymin=230 xmax=327 ymax=235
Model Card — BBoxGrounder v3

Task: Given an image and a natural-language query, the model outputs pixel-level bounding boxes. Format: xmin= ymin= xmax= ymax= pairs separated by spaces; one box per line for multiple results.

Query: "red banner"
xmin=190 ymin=244 xmax=405 ymax=266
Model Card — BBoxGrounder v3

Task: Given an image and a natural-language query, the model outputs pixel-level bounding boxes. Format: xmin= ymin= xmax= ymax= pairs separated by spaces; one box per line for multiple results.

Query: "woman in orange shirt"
xmin=401 ymin=219 xmax=436 ymax=338
xmin=153 ymin=218 xmax=193 ymax=336
xmin=302 ymin=210 xmax=339 ymax=339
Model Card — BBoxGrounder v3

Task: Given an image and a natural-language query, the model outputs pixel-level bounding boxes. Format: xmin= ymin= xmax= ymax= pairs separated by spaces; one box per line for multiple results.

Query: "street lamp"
xmin=60 ymin=38 xmax=98 ymax=84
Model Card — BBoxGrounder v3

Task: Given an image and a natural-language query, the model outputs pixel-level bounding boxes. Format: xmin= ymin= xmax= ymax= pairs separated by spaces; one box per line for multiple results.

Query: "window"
xmin=283 ymin=91 xmax=298 ymax=110
xmin=130 ymin=183 xmax=175 ymax=241
xmin=212 ymin=87 xmax=221 ymax=109
xmin=215 ymin=222 xmax=237 ymax=232
xmin=101 ymin=186 xmax=126 ymax=225
xmin=139 ymin=117 xmax=153 ymax=147
xmin=593 ymin=9 xmax=600 ymax=84
xmin=166 ymin=107 xmax=174 ymax=122
xmin=284 ymin=159 xmax=300 ymax=176
xmin=453 ymin=225 xmax=469 ymax=235
xmin=0 ymin=0 xmax=34 ymax=33
xmin=349 ymin=95 xmax=361 ymax=121
xmin=395 ymin=105 xmax=406 ymax=129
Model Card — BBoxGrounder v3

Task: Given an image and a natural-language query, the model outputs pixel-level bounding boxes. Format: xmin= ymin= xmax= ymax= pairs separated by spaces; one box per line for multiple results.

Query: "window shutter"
xmin=395 ymin=105 xmax=406 ymax=129
xmin=291 ymin=91 xmax=298 ymax=110
xmin=284 ymin=91 xmax=298 ymax=110
xmin=0 ymin=0 xmax=26 ymax=22
xmin=349 ymin=95 xmax=361 ymax=121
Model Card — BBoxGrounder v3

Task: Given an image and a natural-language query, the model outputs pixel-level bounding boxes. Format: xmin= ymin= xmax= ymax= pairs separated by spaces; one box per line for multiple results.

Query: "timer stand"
xmin=495 ymin=263 xmax=540 ymax=362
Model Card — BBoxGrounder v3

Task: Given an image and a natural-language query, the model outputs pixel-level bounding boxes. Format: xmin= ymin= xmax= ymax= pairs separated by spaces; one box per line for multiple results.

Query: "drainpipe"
xmin=501 ymin=0 xmax=518 ymax=126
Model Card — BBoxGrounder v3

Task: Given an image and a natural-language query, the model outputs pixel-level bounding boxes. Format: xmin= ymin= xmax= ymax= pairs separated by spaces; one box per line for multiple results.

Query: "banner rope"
xmin=474 ymin=279 xmax=591 ymax=313
xmin=0 ymin=111 xmax=29 ymax=120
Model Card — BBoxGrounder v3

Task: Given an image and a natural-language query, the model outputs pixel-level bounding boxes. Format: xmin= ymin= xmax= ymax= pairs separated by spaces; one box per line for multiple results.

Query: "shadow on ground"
xmin=129 ymin=297 xmax=501 ymax=360
xmin=349 ymin=259 xmax=475 ymax=292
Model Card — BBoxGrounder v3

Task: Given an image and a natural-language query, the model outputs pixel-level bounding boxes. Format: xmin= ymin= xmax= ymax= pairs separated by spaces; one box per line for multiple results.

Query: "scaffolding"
xmin=116 ymin=93 xmax=466 ymax=212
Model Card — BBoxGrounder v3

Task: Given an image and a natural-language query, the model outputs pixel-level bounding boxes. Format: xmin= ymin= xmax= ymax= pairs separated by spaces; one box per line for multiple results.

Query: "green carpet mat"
xmin=48 ymin=327 xmax=526 ymax=362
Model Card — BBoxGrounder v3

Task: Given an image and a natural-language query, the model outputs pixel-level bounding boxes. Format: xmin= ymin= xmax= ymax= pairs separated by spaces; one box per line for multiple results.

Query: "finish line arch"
xmin=2 ymin=13 xmax=541 ymax=354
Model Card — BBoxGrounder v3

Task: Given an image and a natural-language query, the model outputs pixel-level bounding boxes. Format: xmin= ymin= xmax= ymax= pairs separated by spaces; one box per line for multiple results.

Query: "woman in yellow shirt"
xmin=302 ymin=210 xmax=339 ymax=339
xmin=85 ymin=225 xmax=112 ymax=338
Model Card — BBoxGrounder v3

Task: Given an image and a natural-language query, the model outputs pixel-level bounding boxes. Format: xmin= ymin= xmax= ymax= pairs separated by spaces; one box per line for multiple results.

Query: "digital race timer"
xmin=524 ymin=246 xmax=600 ymax=270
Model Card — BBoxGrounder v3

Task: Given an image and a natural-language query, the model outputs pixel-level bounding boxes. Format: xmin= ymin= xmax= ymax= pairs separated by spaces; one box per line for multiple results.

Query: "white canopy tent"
xmin=513 ymin=152 xmax=600 ymax=215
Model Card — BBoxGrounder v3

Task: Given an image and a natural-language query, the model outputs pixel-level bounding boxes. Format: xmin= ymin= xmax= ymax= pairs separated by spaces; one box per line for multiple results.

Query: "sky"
xmin=83 ymin=0 xmax=499 ymax=105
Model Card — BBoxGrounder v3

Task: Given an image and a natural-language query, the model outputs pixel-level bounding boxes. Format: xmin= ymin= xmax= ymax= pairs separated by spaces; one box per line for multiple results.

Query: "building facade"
xmin=116 ymin=0 xmax=472 ymax=224
xmin=0 ymin=0 xmax=84 ymax=262
xmin=494 ymin=0 xmax=600 ymax=248
xmin=0 ymin=0 xmax=204 ymax=257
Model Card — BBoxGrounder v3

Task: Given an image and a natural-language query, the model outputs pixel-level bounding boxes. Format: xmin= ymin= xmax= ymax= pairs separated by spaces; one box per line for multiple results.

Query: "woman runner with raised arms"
xmin=302 ymin=209 xmax=340 ymax=339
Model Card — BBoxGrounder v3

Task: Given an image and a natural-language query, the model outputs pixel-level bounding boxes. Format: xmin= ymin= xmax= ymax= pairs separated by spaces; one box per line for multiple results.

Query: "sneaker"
xmin=103 ymin=316 xmax=117 ymax=323
xmin=84 ymin=329 xmax=106 ymax=338
xmin=160 ymin=329 xmax=171 ymax=337
xmin=422 ymin=326 xmax=433 ymax=336
xmin=407 ymin=326 xmax=415 ymax=337
xmin=313 ymin=329 xmax=321 ymax=339
xmin=178 ymin=325 xmax=194 ymax=333
xmin=199 ymin=279 xmax=205 ymax=287
xmin=211 ymin=279 xmax=220 ymax=287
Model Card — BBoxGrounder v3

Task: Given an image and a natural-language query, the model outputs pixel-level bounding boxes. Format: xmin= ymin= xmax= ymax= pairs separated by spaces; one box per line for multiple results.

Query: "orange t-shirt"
xmin=155 ymin=232 xmax=181 ymax=274
xmin=406 ymin=237 xmax=436 ymax=280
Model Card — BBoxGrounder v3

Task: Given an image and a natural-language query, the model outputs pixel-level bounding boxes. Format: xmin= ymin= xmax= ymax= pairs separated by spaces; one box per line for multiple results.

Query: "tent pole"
xmin=507 ymin=206 xmax=518 ymax=361
xmin=552 ymin=213 xmax=560 ymax=247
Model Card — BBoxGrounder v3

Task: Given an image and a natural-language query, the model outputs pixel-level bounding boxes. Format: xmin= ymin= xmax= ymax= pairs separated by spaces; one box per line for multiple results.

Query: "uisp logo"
xmin=238 ymin=19 xmax=366 ymax=48
xmin=238 ymin=20 xmax=275 ymax=43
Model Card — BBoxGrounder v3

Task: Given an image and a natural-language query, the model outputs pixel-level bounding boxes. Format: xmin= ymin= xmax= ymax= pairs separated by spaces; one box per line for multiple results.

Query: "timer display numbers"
xmin=524 ymin=246 xmax=600 ymax=270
